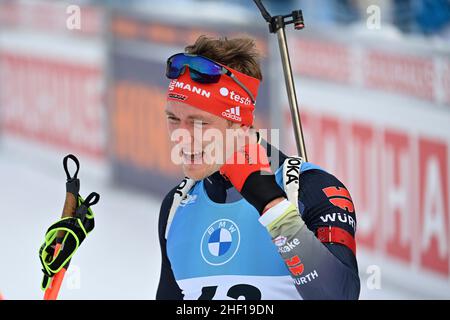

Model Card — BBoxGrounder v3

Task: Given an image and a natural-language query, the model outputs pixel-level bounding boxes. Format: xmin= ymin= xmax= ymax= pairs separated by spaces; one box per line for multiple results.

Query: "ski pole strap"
xmin=63 ymin=154 xmax=80 ymax=181
xmin=63 ymin=154 xmax=80 ymax=196
xmin=76 ymin=192 xmax=99 ymax=221
xmin=39 ymin=193 xmax=98 ymax=290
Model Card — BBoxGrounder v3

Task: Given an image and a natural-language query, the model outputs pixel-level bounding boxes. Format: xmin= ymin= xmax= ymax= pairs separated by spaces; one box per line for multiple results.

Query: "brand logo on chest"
xmin=200 ymin=219 xmax=240 ymax=266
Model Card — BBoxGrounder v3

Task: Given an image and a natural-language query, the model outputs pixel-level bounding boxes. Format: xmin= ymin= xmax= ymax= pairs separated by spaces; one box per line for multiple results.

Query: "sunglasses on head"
xmin=166 ymin=53 xmax=256 ymax=104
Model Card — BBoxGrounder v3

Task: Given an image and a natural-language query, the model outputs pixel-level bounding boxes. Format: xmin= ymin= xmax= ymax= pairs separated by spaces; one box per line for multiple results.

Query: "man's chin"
xmin=183 ymin=164 xmax=219 ymax=181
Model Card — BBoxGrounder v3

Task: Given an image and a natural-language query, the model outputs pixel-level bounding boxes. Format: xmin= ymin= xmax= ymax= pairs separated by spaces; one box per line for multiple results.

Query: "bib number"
xmin=198 ymin=284 xmax=261 ymax=300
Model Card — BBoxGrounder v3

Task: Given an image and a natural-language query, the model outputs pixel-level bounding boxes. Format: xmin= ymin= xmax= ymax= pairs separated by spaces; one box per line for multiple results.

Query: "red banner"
xmin=0 ymin=52 xmax=105 ymax=158
xmin=284 ymin=108 xmax=450 ymax=279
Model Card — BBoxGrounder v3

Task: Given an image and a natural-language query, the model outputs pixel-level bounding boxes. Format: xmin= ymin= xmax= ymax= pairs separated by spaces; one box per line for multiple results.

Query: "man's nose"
xmin=175 ymin=123 xmax=203 ymax=148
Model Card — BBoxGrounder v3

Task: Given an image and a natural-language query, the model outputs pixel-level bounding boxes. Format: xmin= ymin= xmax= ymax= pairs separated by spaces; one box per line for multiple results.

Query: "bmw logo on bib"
xmin=200 ymin=219 xmax=240 ymax=266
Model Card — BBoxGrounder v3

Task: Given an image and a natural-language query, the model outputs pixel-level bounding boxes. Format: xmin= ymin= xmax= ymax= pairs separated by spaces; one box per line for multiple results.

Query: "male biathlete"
xmin=157 ymin=36 xmax=360 ymax=300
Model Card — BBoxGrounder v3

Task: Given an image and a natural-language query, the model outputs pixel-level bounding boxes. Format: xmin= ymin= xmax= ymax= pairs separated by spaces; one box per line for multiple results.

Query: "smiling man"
xmin=157 ymin=36 xmax=360 ymax=300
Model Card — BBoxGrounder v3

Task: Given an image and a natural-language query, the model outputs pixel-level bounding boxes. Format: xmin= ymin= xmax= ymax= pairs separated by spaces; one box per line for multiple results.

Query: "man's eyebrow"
xmin=165 ymin=111 xmax=213 ymax=122
xmin=186 ymin=115 xmax=212 ymax=122
xmin=165 ymin=111 xmax=178 ymax=118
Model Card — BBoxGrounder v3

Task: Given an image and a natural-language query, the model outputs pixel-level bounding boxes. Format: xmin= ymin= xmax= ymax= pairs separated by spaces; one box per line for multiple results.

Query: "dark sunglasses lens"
xmin=166 ymin=64 xmax=180 ymax=79
xmin=166 ymin=55 xmax=187 ymax=78
xmin=190 ymin=56 xmax=222 ymax=76
xmin=166 ymin=54 xmax=223 ymax=83
xmin=189 ymin=68 xmax=221 ymax=83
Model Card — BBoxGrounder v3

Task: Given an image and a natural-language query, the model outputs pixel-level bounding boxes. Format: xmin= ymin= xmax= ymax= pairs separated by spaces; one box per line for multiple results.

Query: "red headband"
xmin=166 ymin=65 xmax=260 ymax=126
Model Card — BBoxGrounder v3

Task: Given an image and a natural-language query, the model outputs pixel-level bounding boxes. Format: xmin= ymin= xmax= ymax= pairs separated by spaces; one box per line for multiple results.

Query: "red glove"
xmin=220 ymin=143 xmax=285 ymax=214
xmin=220 ymin=143 xmax=272 ymax=192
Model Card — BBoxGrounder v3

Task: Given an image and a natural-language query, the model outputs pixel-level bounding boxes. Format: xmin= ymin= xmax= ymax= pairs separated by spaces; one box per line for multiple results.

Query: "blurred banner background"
xmin=0 ymin=0 xmax=449 ymax=299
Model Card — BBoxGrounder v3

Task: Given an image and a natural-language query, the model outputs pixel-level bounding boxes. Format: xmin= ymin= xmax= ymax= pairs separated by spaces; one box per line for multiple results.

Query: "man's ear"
xmin=237 ymin=124 xmax=250 ymax=138
xmin=239 ymin=124 xmax=251 ymax=132
xmin=240 ymin=124 xmax=259 ymax=145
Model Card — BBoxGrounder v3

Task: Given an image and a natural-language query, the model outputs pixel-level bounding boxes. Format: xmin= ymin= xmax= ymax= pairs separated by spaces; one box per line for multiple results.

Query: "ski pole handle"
xmin=44 ymin=155 xmax=80 ymax=300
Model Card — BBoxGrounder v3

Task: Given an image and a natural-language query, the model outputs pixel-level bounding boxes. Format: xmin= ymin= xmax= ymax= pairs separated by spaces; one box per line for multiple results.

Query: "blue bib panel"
xmin=166 ymin=161 xmax=322 ymax=300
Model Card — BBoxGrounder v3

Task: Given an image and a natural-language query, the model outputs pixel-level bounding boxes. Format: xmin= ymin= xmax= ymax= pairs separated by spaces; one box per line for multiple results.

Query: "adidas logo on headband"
xmin=222 ymin=107 xmax=242 ymax=122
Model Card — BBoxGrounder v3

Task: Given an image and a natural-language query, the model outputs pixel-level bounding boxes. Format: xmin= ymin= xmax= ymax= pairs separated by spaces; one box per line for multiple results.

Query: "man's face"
xmin=165 ymin=100 xmax=244 ymax=181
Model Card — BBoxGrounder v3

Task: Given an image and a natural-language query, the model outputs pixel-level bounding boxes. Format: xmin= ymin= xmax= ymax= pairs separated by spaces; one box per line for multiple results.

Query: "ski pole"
xmin=44 ymin=154 xmax=80 ymax=300
xmin=44 ymin=243 xmax=68 ymax=300
xmin=253 ymin=0 xmax=308 ymax=161
xmin=39 ymin=154 xmax=98 ymax=300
